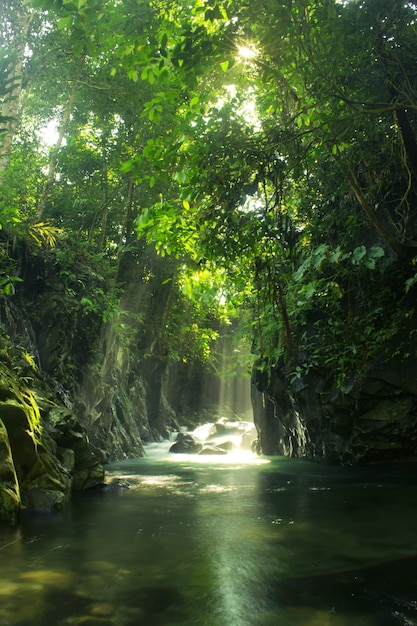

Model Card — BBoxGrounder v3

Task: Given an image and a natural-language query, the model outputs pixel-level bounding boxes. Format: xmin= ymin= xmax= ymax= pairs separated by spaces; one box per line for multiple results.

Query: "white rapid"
xmin=145 ymin=418 xmax=259 ymax=464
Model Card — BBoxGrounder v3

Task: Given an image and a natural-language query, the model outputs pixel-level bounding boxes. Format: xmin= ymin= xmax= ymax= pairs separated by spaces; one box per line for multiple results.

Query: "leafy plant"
xmin=29 ymin=222 xmax=64 ymax=247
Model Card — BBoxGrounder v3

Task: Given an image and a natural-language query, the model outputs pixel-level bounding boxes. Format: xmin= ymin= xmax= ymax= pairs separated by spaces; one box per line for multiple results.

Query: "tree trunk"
xmin=0 ymin=3 xmax=33 ymax=177
xmin=395 ymin=106 xmax=417 ymax=184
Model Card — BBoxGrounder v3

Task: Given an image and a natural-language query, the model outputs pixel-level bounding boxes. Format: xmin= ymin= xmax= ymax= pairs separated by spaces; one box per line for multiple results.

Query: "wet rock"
xmin=24 ymin=487 xmax=67 ymax=512
xmin=241 ymin=426 xmax=258 ymax=450
xmin=252 ymin=334 xmax=417 ymax=464
xmin=214 ymin=417 xmax=245 ymax=435
xmin=0 ymin=418 xmax=20 ymax=523
xmin=72 ymin=464 xmax=105 ymax=491
xmin=57 ymin=446 xmax=75 ymax=473
xmin=0 ymin=372 xmax=74 ymax=514
xmin=45 ymin=405 xmax=105 ymax=491
xmin=0 ymin=581 xmax=46 ymax=625
xmin=102 ymin=478 xmax=130 ymax=491
xmin=217 ymin=440 xmax=235 ymax=451
xmin=199 ymin=446 xmax=229 ymax=455
xmin=46 ymin=405 xmax=85 ymax=447
xmin=169 ymin=432 xmax=202 ymax=453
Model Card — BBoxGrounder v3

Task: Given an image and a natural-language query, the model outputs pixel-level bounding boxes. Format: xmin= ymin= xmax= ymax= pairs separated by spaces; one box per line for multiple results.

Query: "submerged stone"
xmin=88 ymin=603 xmax=114 ymax=617
xmin=74 ymin=616 xmax=114 ymax=626
xmin=19 ymin=569 xmax=76 ymax=590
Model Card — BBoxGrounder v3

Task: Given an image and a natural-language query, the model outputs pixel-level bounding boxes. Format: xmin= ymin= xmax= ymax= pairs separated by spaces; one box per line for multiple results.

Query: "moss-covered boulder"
xmin=0 ymin=385 xmax=71 ymax=512
xmin=0 ymin=418 xmax=20 ymax=524
xmin=0 ymin=363 xmax=104 ymax=521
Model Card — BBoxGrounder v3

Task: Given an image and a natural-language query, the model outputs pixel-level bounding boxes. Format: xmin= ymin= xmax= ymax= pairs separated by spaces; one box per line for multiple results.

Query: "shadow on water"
xmin=253 ymin=463 xmax=417 ymax=625
xmin=274 ymin=556 xmax=417 ymax=626
xmin=1 ymin=441 xmax=417 ymax=625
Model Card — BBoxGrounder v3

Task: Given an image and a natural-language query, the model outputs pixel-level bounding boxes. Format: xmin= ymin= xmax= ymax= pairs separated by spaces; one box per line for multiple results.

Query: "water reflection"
xmin=1 ymin=448 xmax=417 ymax=625
xmin=199 ymin=467 xmax=281 ymax=625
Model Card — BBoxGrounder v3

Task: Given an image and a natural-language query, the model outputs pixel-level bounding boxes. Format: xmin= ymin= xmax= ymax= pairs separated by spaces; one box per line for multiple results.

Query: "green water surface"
xmin=1 ymin=444 xmax=417 ymax=625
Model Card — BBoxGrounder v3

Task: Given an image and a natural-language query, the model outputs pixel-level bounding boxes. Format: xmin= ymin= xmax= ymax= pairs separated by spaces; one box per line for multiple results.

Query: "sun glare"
xmin=38 ymin=119 xmax=60 ymax=147
xmin=236 ymin=44 xmax=258 ymax=60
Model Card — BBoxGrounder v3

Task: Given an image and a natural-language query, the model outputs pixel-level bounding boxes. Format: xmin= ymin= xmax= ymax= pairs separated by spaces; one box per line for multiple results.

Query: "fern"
xmin=29 ymin=222 xmax=64 ymax=247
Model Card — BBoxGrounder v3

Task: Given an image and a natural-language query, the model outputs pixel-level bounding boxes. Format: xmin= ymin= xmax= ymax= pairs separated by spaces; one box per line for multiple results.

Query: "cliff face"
xmin=252 ymin=324 xmax=417 ymax=465
xmin=0 ymin=238 xmax=178 ymax=522
xmin=75 ymin=294 xmax=176 ymax=464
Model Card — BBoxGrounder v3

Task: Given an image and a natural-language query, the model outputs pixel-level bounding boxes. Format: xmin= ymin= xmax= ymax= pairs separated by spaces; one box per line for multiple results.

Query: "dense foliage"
xmin=1 ymin=0 xmax=417 ymax=391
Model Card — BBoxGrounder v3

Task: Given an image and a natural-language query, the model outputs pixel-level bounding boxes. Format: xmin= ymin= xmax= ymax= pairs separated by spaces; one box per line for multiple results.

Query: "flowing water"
xmin=1 ymin=431 xmax=417 ymax=626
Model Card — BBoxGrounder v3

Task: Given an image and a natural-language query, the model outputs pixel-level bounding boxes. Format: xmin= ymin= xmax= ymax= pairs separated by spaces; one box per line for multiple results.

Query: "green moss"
xmin=0 ymin=363 xmax=41 ymax=433
xmin=0 ymin=418 xmax=20 ymax=523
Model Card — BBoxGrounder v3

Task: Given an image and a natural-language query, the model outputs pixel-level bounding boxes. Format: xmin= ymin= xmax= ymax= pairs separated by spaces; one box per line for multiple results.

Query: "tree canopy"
xmin=1 ymin=0 xmax=417 ymax=389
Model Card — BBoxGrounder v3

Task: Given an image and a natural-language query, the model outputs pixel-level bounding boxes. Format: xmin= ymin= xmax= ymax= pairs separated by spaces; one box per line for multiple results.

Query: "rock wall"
xmin=75 ymin=256 xmax=178 ymax=463
xmin=75 ymin=312 xmax=175 ymax=464
xmin=252 ymin=329 xmax=417 ymax=465
xmin=0 ymin=237 xmax=183 ymax=506
xmin=0 ymin=237 xmax=175 ymax=521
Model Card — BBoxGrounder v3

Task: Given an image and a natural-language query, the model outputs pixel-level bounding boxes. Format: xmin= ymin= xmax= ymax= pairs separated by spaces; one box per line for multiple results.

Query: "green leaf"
xmin=329 ymin=246 xmax=343 ymax=263
xmin=405 ymin=274 xmax=417 ymax=293
xmin=120 ymin=159 xmax=134 ymax=173
xmin=368 ymin=246 xmax=384 ymax=259
xmin=352 ymin=245 xmax=367 ymax=264
xmin=58 ymin=16 xmax=73 ymax=29
xmin=128 ymin=69 xmax=139 ymax=82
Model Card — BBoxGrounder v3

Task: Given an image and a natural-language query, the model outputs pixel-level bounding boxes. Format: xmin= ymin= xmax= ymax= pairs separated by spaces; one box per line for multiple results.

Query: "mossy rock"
xmin=23 ymin=487 xmax=67 ymax=511
xmin=72 ymin=464 xmax=104 ymax=491
xmin=0 ymin=359 xmax=104 ymax=517
xmin=357 ymin=397 xmax=414 ymax=426
xmin=46 ymin=405 xmax=85 ymax=447
xmin=0 ymin=418 xmax=20 ymax=523
xmin=57 ymin=446 xmax=75 ymax=472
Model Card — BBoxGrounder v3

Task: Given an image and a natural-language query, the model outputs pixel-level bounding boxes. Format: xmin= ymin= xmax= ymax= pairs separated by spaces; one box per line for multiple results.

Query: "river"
xmin=1 ymin=435 xmax=417 ymax=625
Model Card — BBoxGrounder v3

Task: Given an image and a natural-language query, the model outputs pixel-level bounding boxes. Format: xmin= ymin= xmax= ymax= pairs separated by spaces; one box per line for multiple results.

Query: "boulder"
xmin=169 ymin=432 xmax=202 ymax=454
xmin=241 ymin=426 xmax=258 ymax=450
xmin=199 ymin=446 xmax=229 ymax=455
xmin=0 ymin=418 xmax=20 ymax=524
xmin=214 ymin=417 xmax=248 ymax=435
xmin=0 ymin=363 xmax=104 ymax=519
